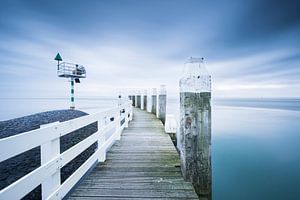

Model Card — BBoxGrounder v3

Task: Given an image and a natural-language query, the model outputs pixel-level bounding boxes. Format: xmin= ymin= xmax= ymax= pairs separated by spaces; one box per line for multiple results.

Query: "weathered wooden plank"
xmin=82 ymin=177 xmax=186 ymax=183
xmin=94 ymin=166 xmax=181 ymax=172
xmin=67 ymin=108 xmax=198 ymax=199
xmin=71 ymin=188 xmax=198 ymax=198
xmin=69 ymin=197 xmax=199 ymax=200
xmin=77 ymin=182 xmax=194 ymax=190
xmin=105 ymin=155 xmax=179 ymax=160
xmin=88 ymin=171 xmax=182 ymax=178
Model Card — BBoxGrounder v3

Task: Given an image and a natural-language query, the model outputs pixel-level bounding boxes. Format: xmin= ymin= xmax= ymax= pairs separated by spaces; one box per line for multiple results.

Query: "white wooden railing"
xmin=0 ymin=100 xmax=133 ymax=200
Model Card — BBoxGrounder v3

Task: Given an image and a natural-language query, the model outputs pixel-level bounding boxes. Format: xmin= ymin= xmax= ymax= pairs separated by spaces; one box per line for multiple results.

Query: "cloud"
xmin=0 ymin=0 xmax=300 ymax=98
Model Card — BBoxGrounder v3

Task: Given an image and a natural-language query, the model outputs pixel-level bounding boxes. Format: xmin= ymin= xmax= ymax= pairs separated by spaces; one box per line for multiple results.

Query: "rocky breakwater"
xmin=0 ymin=110 xmax=97 ymax=199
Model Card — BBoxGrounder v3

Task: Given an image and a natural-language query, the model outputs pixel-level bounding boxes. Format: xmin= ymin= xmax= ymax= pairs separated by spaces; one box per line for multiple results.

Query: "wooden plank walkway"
xmin=68 ymin=108 xmax=198 ymax=200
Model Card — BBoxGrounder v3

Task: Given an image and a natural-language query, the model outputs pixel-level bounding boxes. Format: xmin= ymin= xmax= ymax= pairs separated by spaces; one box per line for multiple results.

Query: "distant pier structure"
xmin=55 ymin=53 xmax=86 ymax=109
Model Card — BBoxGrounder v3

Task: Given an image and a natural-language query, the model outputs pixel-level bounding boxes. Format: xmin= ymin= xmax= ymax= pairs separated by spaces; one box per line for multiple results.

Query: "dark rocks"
xmin=0 ymin=109 xmax=97 ymax=200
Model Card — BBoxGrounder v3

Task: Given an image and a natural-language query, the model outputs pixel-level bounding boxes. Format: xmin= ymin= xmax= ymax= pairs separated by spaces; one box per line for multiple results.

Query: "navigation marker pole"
xmin=70 ymin=78 xmax=75 ymax=109
xmin=55 ymin=53 xmax=86 ymax=110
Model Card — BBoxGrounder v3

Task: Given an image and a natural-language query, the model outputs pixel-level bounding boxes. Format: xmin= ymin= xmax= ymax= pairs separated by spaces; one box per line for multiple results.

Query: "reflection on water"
xmin=167 ymin=98 xmax=300 ymax=200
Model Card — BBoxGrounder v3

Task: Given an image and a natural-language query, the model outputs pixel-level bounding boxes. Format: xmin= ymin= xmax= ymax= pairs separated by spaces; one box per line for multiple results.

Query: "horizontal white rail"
xmin=0 ymin=100 xmax=133 ymax=200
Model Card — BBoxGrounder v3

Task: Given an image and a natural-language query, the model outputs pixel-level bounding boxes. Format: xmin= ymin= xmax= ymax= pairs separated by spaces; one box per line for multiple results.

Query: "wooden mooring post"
xmin=158 ymin=84 xmax=167 ymax=125
xmin=136 ymin=90 xmax=141 ymax=108
xmin=179 ymin=57 xmax=212 ymax=199
xmin=132 ymin=92 xmax=136 ymax=107
xmin=142 ymin=89 xmax=147 ymax=110
xmin=151 ymin=88 xmax=157 ymax=115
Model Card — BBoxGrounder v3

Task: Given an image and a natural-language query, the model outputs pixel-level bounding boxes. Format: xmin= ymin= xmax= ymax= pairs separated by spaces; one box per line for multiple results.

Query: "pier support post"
xmin=147 ymin=89 xmax=151 ymax=112
xmin=151 ymin=88 xmax=157 ymax=115
xmin=179 ymin=57 xmax=212 ymax=199
xmin=165 ymin=114 xmax=177 ymax=145
xmin=132 ymin=93 xmax=136 ymax=107
xmin=141 ymin=90 xmax=145 ymax=110
xmin=143 ymin=89 xmax=147 ymax=110
xmin=158 ymin=85 xmax=167 ymax=125
xmin=137 ymin=90 xmax=141 ymax=108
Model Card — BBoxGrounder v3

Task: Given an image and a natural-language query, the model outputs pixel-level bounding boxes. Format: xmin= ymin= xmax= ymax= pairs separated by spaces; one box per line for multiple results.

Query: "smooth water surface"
xmin=1 ymin=98 xmax=300 ymax=200
xmin=167 ymin=98 xmax=300 ymax=200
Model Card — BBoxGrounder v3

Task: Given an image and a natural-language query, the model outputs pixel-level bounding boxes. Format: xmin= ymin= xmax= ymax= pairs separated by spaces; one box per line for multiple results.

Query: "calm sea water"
xmin=1 ymin=97 xmax=300 ymax=200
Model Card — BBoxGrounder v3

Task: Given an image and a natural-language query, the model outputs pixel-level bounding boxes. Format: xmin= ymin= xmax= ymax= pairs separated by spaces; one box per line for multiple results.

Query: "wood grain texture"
xmin=68 ymin=108 xmax=198 ymax=199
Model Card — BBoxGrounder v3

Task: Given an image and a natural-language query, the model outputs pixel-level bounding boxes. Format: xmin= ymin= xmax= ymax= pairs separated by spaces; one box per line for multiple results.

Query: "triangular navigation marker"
xmin=54 ymin=53 xmax=63 ymax=61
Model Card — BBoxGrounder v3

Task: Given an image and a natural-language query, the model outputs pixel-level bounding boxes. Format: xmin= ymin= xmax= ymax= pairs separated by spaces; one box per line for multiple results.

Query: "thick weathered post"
xmin=128 ymin=94 xmax=132 ymax=105
xmin=143 ymin=89 xmax=147 ymax=110
xmin=158 ymin=85 xmax=167 ymax=125
xmin=136 ymin=90 xmax=141 ymax=108
xmin=141 ymin=90 xmax=144 ymax=110
xmin=147 ymin=89 xmax=152 ymax=112
xmin=132 ymin=91 xmax=136 ymax=107
xmin=151 ymin=88 xmax=157 ymax=115
xmin=179 ymin=57 xmax=212 ymax=199
xmin=165 ymin=114 xmax=177 ymax=145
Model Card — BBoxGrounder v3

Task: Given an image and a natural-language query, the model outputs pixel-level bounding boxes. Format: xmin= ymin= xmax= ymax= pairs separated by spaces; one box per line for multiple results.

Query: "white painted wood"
xmin=0 ymin=156 xmax=59 ymax=200
xmin=97 ymin=117 xmax=106 ymax=163
xmin=125 ymin=109 xmax=129 ymax=128
xmin=0 ymin=125 xmax=60 ymax=163
xmin=0 ymin=100 xmax=132 ymax=200
xmin=47 ymin=147 xmax=100 ymax=200
xmin=41 ymin=122 xmax=61 ymax=200
xmin=165 ymin=115 xmax=177 ymax=134
xmin=60 ymin=130 xmax=101 ymax=166
xmin=97 ymin=134 xmax=106 ymax=162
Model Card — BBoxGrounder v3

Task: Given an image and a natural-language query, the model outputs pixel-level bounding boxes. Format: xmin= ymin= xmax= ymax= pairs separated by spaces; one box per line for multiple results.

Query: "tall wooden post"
xmin=141 ymin=90 xmax=144 ymax=110
xmin=158 ymin=85 xmax=167 ymax=125
xmin=143 ymin=89 xmax=147 ymax=110
xmin=137 ymin=90 xmax=141 ymax=108
xmin=147 ymin=89 xmax=151 ymax=112
xmin=132 ymin=91 xmax=136 ymax=107
xmin=151 ymin=88 xmax=157 ymax=115
xmin=179 ymin=57 xmax=212 ymax=199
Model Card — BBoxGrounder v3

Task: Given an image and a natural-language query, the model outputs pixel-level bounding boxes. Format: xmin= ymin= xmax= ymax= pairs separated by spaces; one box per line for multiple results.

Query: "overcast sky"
xmin=0 ymin=0 xmax=300 ymax=98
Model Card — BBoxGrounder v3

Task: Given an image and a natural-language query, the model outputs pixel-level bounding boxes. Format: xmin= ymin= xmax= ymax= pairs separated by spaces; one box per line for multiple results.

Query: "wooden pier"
xmin=68 ymin=108 xmax=198 ymax=199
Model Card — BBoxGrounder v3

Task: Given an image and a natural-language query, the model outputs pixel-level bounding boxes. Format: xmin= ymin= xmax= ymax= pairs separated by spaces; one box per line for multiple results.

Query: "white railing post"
xmin=97 ymin=117 xmax=106 ymax=162
xmin=115 ymin=109 xmax=121 ymax=140
xmin=125 ymin=104 xmax=129 ymax=128
xmin=40 ymin=122 xmax=60 ymax=200
xmin=129 ymin=103 xmax=133 ymax=121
